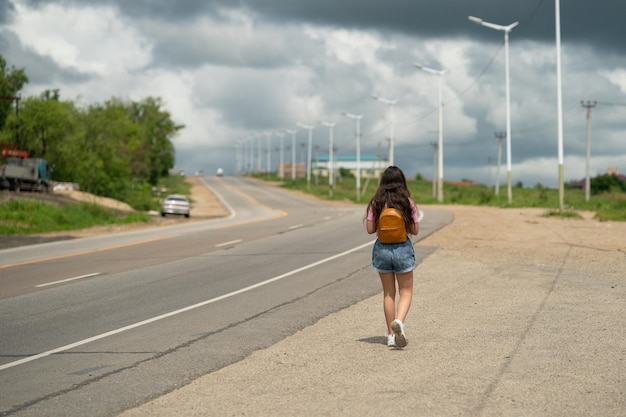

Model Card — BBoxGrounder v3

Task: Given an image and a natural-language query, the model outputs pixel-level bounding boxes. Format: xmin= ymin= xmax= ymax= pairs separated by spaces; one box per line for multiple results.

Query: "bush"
xmin=591 ymin=175 xmax=626 ymax=194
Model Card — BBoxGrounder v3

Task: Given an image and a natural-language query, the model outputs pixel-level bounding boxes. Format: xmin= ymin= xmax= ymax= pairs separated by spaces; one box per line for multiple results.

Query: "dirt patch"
xmin=54 ymin=190 xmax=135 ymax=212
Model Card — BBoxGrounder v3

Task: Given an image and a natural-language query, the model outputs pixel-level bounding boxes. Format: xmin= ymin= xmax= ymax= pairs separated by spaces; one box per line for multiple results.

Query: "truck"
xmin=0 ymin=156 xmax=52 ymax=192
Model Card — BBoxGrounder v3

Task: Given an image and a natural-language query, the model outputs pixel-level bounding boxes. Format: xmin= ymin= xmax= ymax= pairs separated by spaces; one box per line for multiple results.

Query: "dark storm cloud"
xmin=227 ymin=0 xmax=626 ymax=54
xmin=20 ymin=0 xmax=217 ymax=20
xmin=19 ymin=0 xmax=626 ymax=55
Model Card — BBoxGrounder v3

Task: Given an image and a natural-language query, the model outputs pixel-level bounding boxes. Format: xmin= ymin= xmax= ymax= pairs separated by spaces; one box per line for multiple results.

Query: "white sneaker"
xmin=391 ymin=319 xmax=407 ymax=348
xmin=386 ymin=334 xmax=395 ymax=347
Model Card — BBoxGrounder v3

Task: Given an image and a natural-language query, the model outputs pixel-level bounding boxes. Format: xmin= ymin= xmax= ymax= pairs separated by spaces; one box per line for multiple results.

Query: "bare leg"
xmin=379 ymin=272 xmax=396 ymax=334
xmin=395 ymin=271 xmax=414 ymax=323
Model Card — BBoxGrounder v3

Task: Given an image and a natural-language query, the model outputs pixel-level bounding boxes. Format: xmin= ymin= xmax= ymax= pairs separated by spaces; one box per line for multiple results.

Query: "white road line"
xmin=0 ymin=239 xmax=375 ymax=371
xmin=215 ymin=239 xmax=242 ymax=247
xmin=288 ymin=224 xmax=303 ymax=230
xmin=35 ymin=273 xmax=101 ymax=288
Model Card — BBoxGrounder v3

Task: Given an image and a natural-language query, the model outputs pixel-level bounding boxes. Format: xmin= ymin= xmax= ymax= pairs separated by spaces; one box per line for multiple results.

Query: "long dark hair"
xmin=366 ymin=166 xmax=415 ymax=232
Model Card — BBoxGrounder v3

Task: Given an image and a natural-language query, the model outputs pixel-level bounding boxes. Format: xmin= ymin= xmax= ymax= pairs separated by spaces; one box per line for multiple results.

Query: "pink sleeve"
xmin=366 ymin=205 xmax=374 ymax=221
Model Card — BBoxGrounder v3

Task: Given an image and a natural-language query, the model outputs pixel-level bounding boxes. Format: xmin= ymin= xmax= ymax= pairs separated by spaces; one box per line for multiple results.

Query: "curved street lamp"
xmin=371 ymin=95 xmax=398 ymax=166
xmin=285 ymin=129 xmax=297 ymax=182
xmin=469 ymin=15 xmax=518 ymax=204
xmin=319 ymin=120 xmax=336 ymax=196
xmin=297 ymin=122 xmax=315 ymax=189
xmin=341 ymin=112 xmax=363 ymax=202
xmin=275 ymin=131 xmax=286 ymax=179
xmin=414 ymin=63 xmax=447 ymax=203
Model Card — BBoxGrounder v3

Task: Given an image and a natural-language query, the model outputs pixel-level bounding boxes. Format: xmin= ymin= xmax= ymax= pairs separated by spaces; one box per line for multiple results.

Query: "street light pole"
xmin=555 ymin=0 xmax=565 ymax=211
xmin=320 ymin=120 xmax=336 ymax=196
xmin=494 ymin=131 xmax=505 ymax=196
xmin=247 ymin=138 xmax=252 ymax=174
xmin=414 ymin=63 xmax=447 ymax=203
xmin=256 ymin=133 xmax=262 ymax=173
xmin=243 ymin=137 xmax=249 ymax=173
xmin=235 ymin=140 xmax=241 ymax=176
xmin=297 ymin=123 xmax=314 ymax=189
xmin=341 ymin=112 xmax=363 ymax=202
xmin=285 ymin=129 xmax=297 ymax=182
xmin=581 ymin=100 xmax=597 ymax=202
xmin=277 ymin=131 xmax=285 ymax=179
xmin=430 ymin=142 xmax=437 ymax=198
xmin=469 ymin=15 xmax=518 ymax=204
xmin=266 ymin=132 xmax=272 ymax=177
xmin=371 ymin=95 xmax=398 ymax=166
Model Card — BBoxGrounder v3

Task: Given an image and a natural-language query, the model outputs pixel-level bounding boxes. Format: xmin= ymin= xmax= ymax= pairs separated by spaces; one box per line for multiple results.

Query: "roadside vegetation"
xmin=0 ymin=55 xmax=183 ymax=208
xmin=0 ymin=175 xmax=190 ymax=235
xmin=252 ymin=170 xmax=626 ymax=222
xmin=0 ymin=199 xmax=151 ymax=235
xmin=0 ymin=55 xmax=190 ymax=235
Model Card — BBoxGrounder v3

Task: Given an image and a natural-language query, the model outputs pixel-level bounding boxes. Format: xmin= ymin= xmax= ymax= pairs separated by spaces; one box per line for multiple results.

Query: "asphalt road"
xmin=0 ymin=177 xmax=452 ymax=417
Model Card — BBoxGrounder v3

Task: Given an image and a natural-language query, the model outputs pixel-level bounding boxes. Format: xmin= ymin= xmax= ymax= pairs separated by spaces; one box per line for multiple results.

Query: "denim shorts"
xmin=372 ymin=239 xmax=416 ymax=274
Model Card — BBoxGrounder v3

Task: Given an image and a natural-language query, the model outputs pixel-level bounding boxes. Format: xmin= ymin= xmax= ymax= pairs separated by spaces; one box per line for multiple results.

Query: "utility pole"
xmin=314 ymin=145 xmax=319 ymax=185
xmin=284 ymin=130 xmax=296 ymax=182
xmin=256 ymin=134 xmax=262 ymax=173
xmin=494 ymin=132 xmax=505 ymax=196
xmin=430 ymin=142 xmax=438 ymax=198
xmin=581 ymin=100 xmax=597 ymax=201
xmin=266 ymin=132 xmax=271 ymax=178
xmin=555 ymin=0 xmax=565 ymax=211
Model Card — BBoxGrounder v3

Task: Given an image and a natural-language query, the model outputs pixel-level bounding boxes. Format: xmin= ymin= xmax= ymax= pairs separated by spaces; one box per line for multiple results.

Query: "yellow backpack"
xmin=377 ymin=208 xmax=407 ymax=243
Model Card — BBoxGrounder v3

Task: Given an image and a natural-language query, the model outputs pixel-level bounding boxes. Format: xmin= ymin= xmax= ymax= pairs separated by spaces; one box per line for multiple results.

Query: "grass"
xmin=0 ymin=175 xmax=189 ymax=235
xmin=125 ymin=174 xmax=193 ymax=212
xmin=256 ymin=173 xmax=626 ymax=222
xmin=0 ymin=199 xmax=151 ymax=235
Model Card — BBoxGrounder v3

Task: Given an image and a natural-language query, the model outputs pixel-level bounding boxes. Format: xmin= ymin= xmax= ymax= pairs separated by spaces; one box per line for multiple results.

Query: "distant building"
xmin=275 ymin=163 xmax=306 ymax=179
xmin=313 ymin=155 xmax=390 ymax=179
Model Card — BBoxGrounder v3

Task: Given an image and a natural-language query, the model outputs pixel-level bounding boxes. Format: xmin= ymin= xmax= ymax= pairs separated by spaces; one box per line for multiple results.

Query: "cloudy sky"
xmin=1 ymin=0 xmax=625 ymax=188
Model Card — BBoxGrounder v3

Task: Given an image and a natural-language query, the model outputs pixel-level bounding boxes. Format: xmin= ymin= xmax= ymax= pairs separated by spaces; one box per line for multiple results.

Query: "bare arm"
xmin=366 ymin=219 xmax=376 ymax=234
xmin=410 ymin=200 xmax=419 ymax=235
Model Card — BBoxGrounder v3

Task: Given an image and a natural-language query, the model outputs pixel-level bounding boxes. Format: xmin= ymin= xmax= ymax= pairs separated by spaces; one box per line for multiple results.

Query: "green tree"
xmin=78 ymin=99 xmax=135 ymax=197
xmin=0 ymin=56 xmax=183 ymax=204
xmin=129 ymin=97 xmax=182 ymax=185
xmin=15 ymin=89 xmax=72 ymax=157
xmin=0 ymin=56 xmax=29 ymax=145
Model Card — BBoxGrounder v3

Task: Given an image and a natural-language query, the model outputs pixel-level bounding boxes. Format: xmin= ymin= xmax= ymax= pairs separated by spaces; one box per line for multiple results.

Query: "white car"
xmin=160 ymin=194 xmax=190 ymax=218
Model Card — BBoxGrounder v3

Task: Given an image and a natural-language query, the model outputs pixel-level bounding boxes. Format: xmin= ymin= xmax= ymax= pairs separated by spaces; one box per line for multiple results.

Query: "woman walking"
xmin=365 ymin=166 xmax=419 ymax=348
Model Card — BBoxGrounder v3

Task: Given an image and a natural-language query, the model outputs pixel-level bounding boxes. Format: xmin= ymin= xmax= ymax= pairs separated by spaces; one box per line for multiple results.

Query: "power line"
xmin=401 ymin=0 xmax=549 ymax=125
xmin=596 ymin=101 xmax=626 ymax=107
xmin=516 ymin=0 xmax=549 ymax=36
